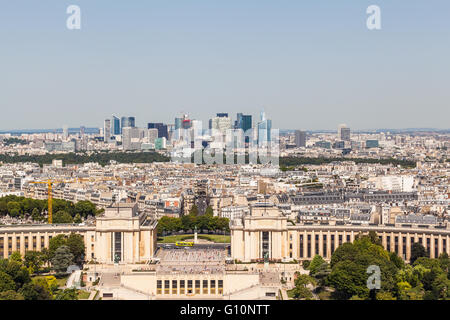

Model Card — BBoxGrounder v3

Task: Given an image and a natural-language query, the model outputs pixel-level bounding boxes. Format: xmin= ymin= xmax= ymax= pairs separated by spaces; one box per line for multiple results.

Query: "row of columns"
xmin=290 ymin=230 xmax=450 ymax=261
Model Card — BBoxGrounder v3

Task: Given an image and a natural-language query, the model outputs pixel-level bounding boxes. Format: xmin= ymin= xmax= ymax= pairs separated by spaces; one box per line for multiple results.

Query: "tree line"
xmin=157 ymin=205 xmax=230 ymax=236
xmin=0 ymin=151 xmax=169 ymax=167
xmin=0 ymin=151 xmax=416 ymax=168
xmin=1 ymin=138 xmax=28 ymax=146
xmin=0 ymin=195 xmax=100 ymax=223
xmin=280 ymin=156 xmax=416 ymax=168
xmin=291 ymin=232 xmax=450 ymax=300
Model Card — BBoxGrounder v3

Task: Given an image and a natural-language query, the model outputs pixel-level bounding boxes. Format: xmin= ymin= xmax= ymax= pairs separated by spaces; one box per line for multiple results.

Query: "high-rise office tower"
xmin=62 ymin=125 xmax=69 ymax=140
xmin=146 ymin=128 xmax=158 ymax=145
xmin=148 ymin=123 xmax=169 ymax=139
xmin=236 ymin=114 xmax=252 ymax=132
xmin=104 ymin=119 xmax=111 ymax=142
xmin=295 ymin=130 xmax=307 ymax=147
xmin=121 ymin=116 xmax=136 ymax=133
xmin=112 ymin=116 xmax=121 ymax=135
xmin=174 ymin=117 xmax=183 ymax=130
xmin=122 ymin=127 xmax=145 ymax=151
xmin=257 ymin=110 xmax=272 ymax=145
xmin=338 ymin=124 xmax=351 ymax=141
xmin=182 ymin=119 xmax=192 ymax=129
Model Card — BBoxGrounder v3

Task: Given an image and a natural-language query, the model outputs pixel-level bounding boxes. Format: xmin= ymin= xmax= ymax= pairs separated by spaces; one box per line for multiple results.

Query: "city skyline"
xmin=1 ymin=1 xmax=450 ymax=130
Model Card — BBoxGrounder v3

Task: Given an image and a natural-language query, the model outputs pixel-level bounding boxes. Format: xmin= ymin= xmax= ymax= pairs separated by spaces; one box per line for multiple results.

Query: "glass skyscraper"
xmin=112 ymin=116 xmax=121 ymax=135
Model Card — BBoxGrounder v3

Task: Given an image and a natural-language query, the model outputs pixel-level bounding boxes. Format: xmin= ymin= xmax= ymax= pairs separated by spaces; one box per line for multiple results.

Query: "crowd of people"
xmin=157 ymin=264 xmax=224 ymax=275
xmin=161 ymin=248 xmax=225 ymax=263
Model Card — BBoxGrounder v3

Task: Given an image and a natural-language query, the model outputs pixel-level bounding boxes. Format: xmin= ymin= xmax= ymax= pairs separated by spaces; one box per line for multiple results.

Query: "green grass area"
xmin=158 ymin=234 xmax=230 ymax=244
xmin=56 ymin=276 xmax=69 ymax=288
xmin=77 ymin=290 xmax=91 ymax=300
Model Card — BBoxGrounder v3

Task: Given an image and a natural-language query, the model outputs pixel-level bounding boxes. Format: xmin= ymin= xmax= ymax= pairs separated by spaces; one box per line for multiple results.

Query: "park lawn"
xmin=77 ymin=290 xmax=91 ymax=300
xmin=56 ymin=275 xmax=69 ymax=287
xmin=158 ymin=234 xmax=230 ymax=244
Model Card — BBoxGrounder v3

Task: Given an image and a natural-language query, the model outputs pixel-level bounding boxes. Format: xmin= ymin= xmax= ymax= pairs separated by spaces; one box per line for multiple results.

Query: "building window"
xmin=203 ymin=280 xmax=208 ymax=294
xmin=338 ymin=235 xmax=342 ymax=245
xmin=394 ymin=236 xmax=398 ymax=254
xmin=113 ymin=232 xmax=122 ymax=263
xmin=195 ymin=280 xmax=200 ymax=294
xmin=157 ymin=280 xmax=162 ymax=295
xmin=41 ymin=236 xmax=45 ymax=248
xmin=180 ymin=280 xmax=185 ymax=294
xmin=262 ymin=232 xmax=270 ymax=259
xmin=33 ymin=236 xmax=37 ymax=251
xmin=164 ymin=280 xmax=170 ymax=294
xmin=331 ymin=235 xmax=335 ymax=254
xmin=299 ymin=235 xmax=304 ymax=258
xmin=315 ymin=235 xmax=319 ymax=255
xmin=346 ymin=235 xmax=351 ymax=243
xmin=187 ymin=280 xmax=193 ymax=294
xmin=323 ymin=235 xmax=327 ymax=256
xmin=307 ymin=235 xmax=311 ymax=258
xmin=16 ymin=238 xmax=20 ymax=251
xmin=218 ymin=280 xmax=223 ymax=294
xmin=402 ymin=237 xmax=407 ymax=260
xmin=435 ymin=239 xmax=438 ymax=258
xmin=210 ymin=280 xmax=216 ymax=294
xmin=386 ymin=236 xmax=391 ymax=252
xmin=24 ymin=236 xmax=28 ymax=251
xmin=172 ymin=280 xmax=177 ymax=294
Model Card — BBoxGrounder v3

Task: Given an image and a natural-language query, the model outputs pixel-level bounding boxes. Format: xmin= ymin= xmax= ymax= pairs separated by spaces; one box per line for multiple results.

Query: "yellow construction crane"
xmin=29 ymin=178 xmax=89 ymax=224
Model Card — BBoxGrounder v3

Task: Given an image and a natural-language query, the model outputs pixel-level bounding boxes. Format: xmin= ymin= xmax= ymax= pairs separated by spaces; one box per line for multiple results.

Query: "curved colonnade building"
xmin=230 ymin=204 xmax=450 ymax=263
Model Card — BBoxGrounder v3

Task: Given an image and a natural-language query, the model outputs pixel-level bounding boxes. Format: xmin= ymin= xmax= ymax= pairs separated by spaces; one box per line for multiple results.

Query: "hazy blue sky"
xmin=1 ymin=1 xmax=449 ymax=130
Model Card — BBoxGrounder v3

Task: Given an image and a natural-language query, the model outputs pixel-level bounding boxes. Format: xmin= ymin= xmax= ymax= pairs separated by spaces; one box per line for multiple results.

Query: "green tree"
xmin=51 ymin=245 xmax=74 ymax=274
xmin=31 ymin=208 xmax=42 ymax=221
xmin=328 ymin=236 xmax=400 ymax=299
xmin=410 ymin=242 xmax=427 ymax=264
xmin=19 ymin=282 xmax=52 ymax=300
xmin=0 ymin=260 xmax=31 ymax=290
xmin=205 ymin=206 xmax=214 ymax=216
xmin=66 ymin=233 xmax=85 ymax=265
xmin=328 ymin=260 xmax=369 ymax=299
xmin=0 ymin=271 xmax=15 ymax=292
xmin=189 ymin=205 xmax=199 ymax=216
xmin=74 ymin=213 xmax=82 ymax=224
xmin=309 ymin=255 xmax=326 ymax=275
xmin=24 ymin=251 xmax=43 ymax=274
xmin=40 ymin=248 xmax=51 ymax=266
xmin=74 ymin=201 xmax=96 ymax=218
xmin=292 ymin=274 xmax=316 ymax=300
xmin=49 ymin=234 xmax=67 ymax=259
xmin=53 ymin=210 xmax=73 ymax=224
xmin=376 ymin=291 xmax=397 ymax=300
xmin=0 ymin=290 xmax=24 ymax=300
xmin=9 ymin=251 xmax=23 ymax=264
